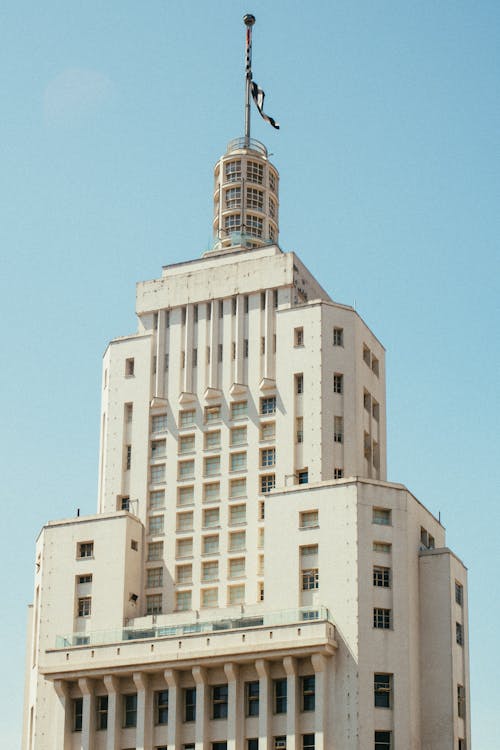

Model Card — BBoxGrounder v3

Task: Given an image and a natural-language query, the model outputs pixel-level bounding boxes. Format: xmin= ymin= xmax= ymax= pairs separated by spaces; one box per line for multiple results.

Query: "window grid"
xmin=373 ymin=608 xmax=391 ymax=629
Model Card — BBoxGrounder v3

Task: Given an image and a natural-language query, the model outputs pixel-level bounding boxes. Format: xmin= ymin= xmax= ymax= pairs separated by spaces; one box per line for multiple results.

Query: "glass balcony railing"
xmin=55 ymin=605 xmax=332 ymax=649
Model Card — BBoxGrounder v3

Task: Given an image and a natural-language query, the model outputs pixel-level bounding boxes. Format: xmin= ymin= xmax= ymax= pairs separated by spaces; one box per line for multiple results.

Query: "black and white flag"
xmin=251 ymin=81 xmax=280 ymax=130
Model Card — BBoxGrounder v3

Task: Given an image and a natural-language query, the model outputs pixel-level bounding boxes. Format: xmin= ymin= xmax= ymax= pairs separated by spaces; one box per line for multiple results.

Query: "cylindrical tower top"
xmin=210 ymin=137 xmax=279 ymax=254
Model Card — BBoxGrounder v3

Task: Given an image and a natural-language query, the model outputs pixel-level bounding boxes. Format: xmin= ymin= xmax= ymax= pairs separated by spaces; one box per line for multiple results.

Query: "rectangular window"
xmin=374 ymin=731 xmax=391 ymax=750
xmin=125 ymin=445 xmax=132 ymax=470
xmin=260 ymin=396 xmax=276 ymax=415
xmin=212 ymin=685 xmax=228 ymax=719
xmin=146 ymin=593 xmax=162 ymax=614
xmin=456 ymin=622 xmax=464 ymax=646
xmin=203 ymin=508 xmax=220 ymax=528
xmin=372 ymin=400 xmax=380 ymax=421
xmin=229 ymin=504 xmax=246 ymax=525
xmin=229 ymin=557 xmax=245 ymax=579
xmin=205 ymin=405 xmax=221 ymax=422
xmin=148 ymin=541 xmax=163 ymax=561
xmin=333 ymin=373 xmax=343 ymax=394
xmin=230 ymin=452 xmax=247 ymax=472
xmin=300 ymin=510 xmax=319 ymax=528
xmin=178 ymin=460 xmax=195 ymax=479
xmin=213 ymin=743 xmax=228 ymax=750
xmin=77 ymin=596 xmax=91 ymax=617
xmin=176 ymin=564 xmax=192 ymax=584
xmin=156 ymin=689 xmax=168 ymax=725
xmin=176 ymin=590 xmax=192 ymax=612
xmin=226 ymin=186 xmax=241 ymax=209
xmin=149 ymin=515 xmax=164 ymax=536
xmin=230 ymin=478 xmax=247 ymax=498
xmin=455 ymin=581 xmax=464 ymax=606
xmin=73 ymin=697 xmax=83 ymax=732
xmin=295 ymin=373 xmax=304 ymax=394
xmin=363 ymin=344 xmax=371 ymax=366
xmin=296 ymin=416 xmax=303 ymax=444
xmin=176 ymin=512 xmax=194 ymax=532
xmin=125 ymin=402 xmax=133 ymax=423
xmin=372 ymin=355 xmax=380 ymax=376
xmin=260 ymin=474 xmax=275 ymax=493
xmin=244 ymin=338 xmax=249 ymax=357
xmin=229 ymin=531 xmax=246 ymax=551
xmin=373 ymin=541 xmax=392 ymax=554
xmin=152 ymin=414 xmax=167 ymax=433
xmin=146 ymin=567 xmax=163 ymax=588
xmin=373 ymin=608 xmax=391 ymax=629
xmin=201 ymin=587 xmax=218 ymax=608
xmin=373 ymin=508 xmax=392 ymax=525
xmin=302 ymin=736 xmax=315 ymax=750
xmin=457 ymin=684 xmax=465 ymax=718
xmin=260 ymin=448 xmax=276 ymax=468
xmin=119 ymin=495 xmax=130 ymax=511
xmin=373 ymin=566 xmax=391 ymax=587
xmin=246 ymin=186 xmax=264 ymax=209
xmin=247 ymin=161 xmax=263 ymax=183
xmin=274 ymin=679 xmax=287 ymax=714
xmin=231 ymin=426 xmax=247 ymax=445
xmin=294 ymin=327 xmax=304 ymax=347
xmin=302 ymin=569 xmax=319 ymax=590
xmin=246 ymin=681 xmax=259 ymax=716
xmin=179 ymin=434 xmax=195 ymax=453
xmin=298 ymin=469 xmax=309 ymax=484
xmin=203 ymin=535 xmax=219 ymax=555
xmin=231 ymin=401 xmax=248 ymax=419
xmin=179 ymin=410 xmax=195 ymax=428
xmin=78 ymin=542 xmax=94 ymax=559
xmin=228 ymin=584 xmax=245 ymax=604
xmin=78 ymin=574 xmax=92 ymax=584
xmin=334 ymin=416 xmax=343 ymax=442
xmin=261 ymin=421 xmax=276 ymax=441
xmin=204 ymin=482 xmax=221 ymax=502
xmin=302 ymin=675 xmax=315 ymax=711
xmin=218 ymin=343 xmax=223 ymax=362
xmin=333 ymin=327 xmax=343 ymax=346
xmin=374 ymin=674 xmax=392 ymax=708
xmin=333 ymin=468 xmax=344 ymax=479
xmin=178 ymin=485 xmax=194 ymax=506
xmin=261 ymin=337 xmax=266 ymax=355
xmin=204 ymin=456 xmax=221 ymax=476
xmin=125 ymin=358 xmax=135 ymax=377
xmin=205 ymin=430 xmax=221 ymax=450
xmin=151 ymin=464 xmax=166 ymax=484
xmin=274 ymin=738 xmax=286 ymax=750
xmin=202 ymin=560 xmax=219 ymax=581
xmin=184 ymin=687 xmax=196 ymax=722
xmin=96 ymin=695 xmax=108 ymax=730
xmin=176 ymin=538 xmax=193 ymax=558
xmin=123 ymin=694 xmax=137 ymax=728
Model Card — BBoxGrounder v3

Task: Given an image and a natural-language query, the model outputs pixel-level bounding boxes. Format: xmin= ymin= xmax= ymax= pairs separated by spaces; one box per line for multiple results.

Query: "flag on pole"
xmin=251 ymin=81 xmax=280 ymax=130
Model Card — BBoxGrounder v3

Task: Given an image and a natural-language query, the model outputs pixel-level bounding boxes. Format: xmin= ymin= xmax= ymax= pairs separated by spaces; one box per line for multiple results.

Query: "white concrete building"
xmin=22 ymin=135 xmax=470 ymax=750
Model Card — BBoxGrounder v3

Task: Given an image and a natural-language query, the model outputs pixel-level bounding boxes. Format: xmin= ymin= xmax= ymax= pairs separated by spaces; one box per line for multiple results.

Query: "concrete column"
xmin=154 ymin=308 xmax=166 ymax=398
xmin=103 ymin=675 xmax=121 ymax=750
xmin=78 ymin=677 xmax=95 ymax=750
xmin=209 ymin=301 xmax=218 ymax=388
xmin=224 ymin=662 xmax=243 ymax=750
xmin=184 ymin=304 xmax=194 ymax=393
xmin=255 ymin=659 xmax=271 ymax=750
xmin=235 ymin=294 xmax=245 ymax=385
xmin=165 ymin=669 xmax=181 ymax=750
xmin=264 ymin=289 xmax=273 ymax=379
xmin=133 ymin=671 xmax=153 ymax=750
xmin=283 ymin=657 xmax=298 ymax=750
xmin=192 ymin=665 xmax=208 ymax=750
xmin=311 ymin=654 xmax=329 ymax=750
xmin=53 ymin=680 xmax=71 ymax=750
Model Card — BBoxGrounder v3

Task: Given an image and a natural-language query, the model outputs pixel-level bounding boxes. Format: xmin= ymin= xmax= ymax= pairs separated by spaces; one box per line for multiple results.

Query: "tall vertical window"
xmin=374 ymin=674 xmax=392 ymax=708
xmin=302 ymin=735 xmax=315 ymax=750
xmin=333 ymin=327 xmax=343 ymax=346
xmin=296 ymin=417 xmax=304 ymax=443
xmin=274 ymin=679 xmax=287 ymax=714
xmin=457 ymin=684 xmax=466 ymax=718
xmin=212 ymin=685 xmax=228 ymax=719
xmin=456 ymin=622 xmax=464 ymax=646
xmin=301 ymin=676 xmax=315 ymax=711
xmin=295 ymin=373 xmax=304 ymax=394
xmin=184 ymin=687 xmax=196 ymax=721
xmin=73 ymin=698 xmax=83 ymax=732
xmin=123 ymin=694 xmax=137 ymax=728
xmin=374 ymin=732 xmax=391 ymax=750
xmin=96 ymin=695 xmax=108 ymax=730
xmin=125 ymin=403 xmax=133 ymax=422
xmin=156 ymin=689 xmax=169 ymax=724
xmin=334 ymin=416 xmax=343 ymax=442
xmin=333 ymin=373 xmax=343 ymax=394
xmin=455 ymin=582 xmax=464 ymax=606
xmin=246 ymin=681 xmax=259 ymax=716
xmin=294 ymin=327 xmax=304 ymax=346
xmin=125 ymin=445 xmax=132 ymax=470
xmin=125 ymin=358 xmax=135 ymax=377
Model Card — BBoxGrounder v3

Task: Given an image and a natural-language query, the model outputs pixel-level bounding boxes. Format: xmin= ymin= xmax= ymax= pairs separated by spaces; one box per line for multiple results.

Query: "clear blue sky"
xmin=1 ymin=1 xmax=498 ymax=746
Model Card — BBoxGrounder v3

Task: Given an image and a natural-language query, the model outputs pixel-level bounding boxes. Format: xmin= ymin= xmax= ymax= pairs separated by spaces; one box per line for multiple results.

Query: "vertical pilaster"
xmin=209 ymin=301 xmax=218 ymax=388
xmin=133 ymin=671 xmax=152 ymax=750
xmin=78 ymin=677 xmax=95 ymax=750
xmin=165 ymin=669 xmax=181 ymax=750
xmin=311 ymin=654 xmax=329 ymax=750
xmin=53 ymin=680 xmax=71 ymax=750
xmin=184 ymin=304 xmax=194 ymax=393
xmin=235 ymin=294 xmax=245 ymax=385
xmin=104 ymin=675 xmax=121 ymax=750
xmin=192 ymin=666 xmax=208 ymax=750
xmin=155 ymin=308 xmax=166 ymax=398
xmin=255 ymin=659 xmax=271 ymax=750
xmin=283 ymin=657 xmax=298 ymax=750
xmin=224 ymin=662 xmax=243 ymax=750
xmin=264 ymin=289 xmax=273 ymax=379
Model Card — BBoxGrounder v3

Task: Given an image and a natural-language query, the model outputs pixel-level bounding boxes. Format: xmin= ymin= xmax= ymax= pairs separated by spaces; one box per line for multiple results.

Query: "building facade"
xmin=22 ymin=136 xmax=470 ymax=750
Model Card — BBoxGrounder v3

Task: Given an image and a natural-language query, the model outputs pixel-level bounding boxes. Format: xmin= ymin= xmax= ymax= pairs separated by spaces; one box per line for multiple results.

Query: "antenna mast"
xmin=243 ymin=13 xmax=256 ymax=146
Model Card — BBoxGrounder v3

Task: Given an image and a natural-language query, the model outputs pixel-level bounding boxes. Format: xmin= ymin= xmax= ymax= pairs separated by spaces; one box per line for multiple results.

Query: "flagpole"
xmin=243 ymin=13 xmax=255 ymax=146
